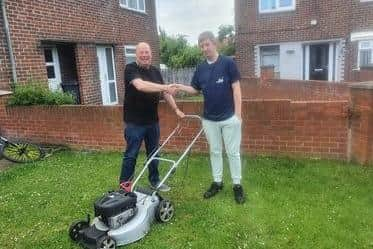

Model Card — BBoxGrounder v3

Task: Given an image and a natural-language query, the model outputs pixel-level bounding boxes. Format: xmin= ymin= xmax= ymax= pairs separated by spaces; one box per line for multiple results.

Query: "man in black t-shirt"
xmin=119 ymin=42 xmax=184 ymax=192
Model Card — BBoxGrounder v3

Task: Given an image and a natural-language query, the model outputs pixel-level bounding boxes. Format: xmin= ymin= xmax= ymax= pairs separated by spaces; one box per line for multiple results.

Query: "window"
xmin=260 ymin=45 xmax=280 ymax=72
xmin=359 ymin=40 xmax=373 ymax=68
xmin=124 ymin=45 xmax=136 ymax=64
xmin=259 ymin=0 xmax=295 ymax=13
xmin=119 ymin=0 xmax=145 ymax=13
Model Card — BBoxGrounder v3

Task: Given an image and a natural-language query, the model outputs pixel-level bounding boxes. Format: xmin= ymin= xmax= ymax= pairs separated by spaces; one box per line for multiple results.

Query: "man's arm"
xmin=131 ymin=78 xmax=169 ymax=93
xmin=232 ymin=81 xmax=242 ymax=121
xmin=163 ymin=92 xmax=185 ymax=118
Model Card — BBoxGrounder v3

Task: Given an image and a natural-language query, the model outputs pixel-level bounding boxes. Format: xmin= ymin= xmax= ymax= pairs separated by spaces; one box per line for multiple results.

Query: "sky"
xmin=156 ymin=0 xmax=235 ymax=45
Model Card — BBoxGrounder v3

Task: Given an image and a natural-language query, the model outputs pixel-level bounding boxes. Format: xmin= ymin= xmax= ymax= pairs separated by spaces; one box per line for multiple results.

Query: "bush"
xmin=7 ymin=83 xmax=75 ymax=106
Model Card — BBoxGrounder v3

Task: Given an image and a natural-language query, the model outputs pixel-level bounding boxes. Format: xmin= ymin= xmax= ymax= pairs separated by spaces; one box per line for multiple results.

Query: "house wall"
xmin=0 ymin=0 xmax=159 ymax=104
xmin=236 ymin=0 xmax=373 ymax=81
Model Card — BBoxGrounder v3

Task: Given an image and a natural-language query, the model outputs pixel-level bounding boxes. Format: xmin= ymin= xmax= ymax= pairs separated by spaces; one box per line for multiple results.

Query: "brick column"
xmin=0 ymin=91 xmax=12 ymax=134
xmin=349 ymin=82 xmax=373 ymax=165
xmin=260 ymin=65 xmax=274 ymax=84
xmin=358 ymin=66 xmax=373 ymax=82
xmin=75 ymin=44 xmax=102 ymax=105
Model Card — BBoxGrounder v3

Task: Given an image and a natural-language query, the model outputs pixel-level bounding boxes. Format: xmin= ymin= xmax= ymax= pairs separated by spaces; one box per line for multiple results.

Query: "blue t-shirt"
xmin=191 ymin=55 xmax=241 ymax=121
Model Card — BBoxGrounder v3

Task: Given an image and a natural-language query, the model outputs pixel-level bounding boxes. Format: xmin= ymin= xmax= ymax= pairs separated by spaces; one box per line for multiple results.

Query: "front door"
xmin=97 ymin=46 xmax=118 ymax=105
xmin=309 ymin=44 xmax=329 ymax=81
xmin=44 ymin=47 xmax=61 ymax=91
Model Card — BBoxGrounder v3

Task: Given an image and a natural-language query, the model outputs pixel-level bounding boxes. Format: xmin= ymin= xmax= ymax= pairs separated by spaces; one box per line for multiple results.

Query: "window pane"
xmin=128 ymin=0 xmax=137 ymax=9
xmin=44 ymin=49 xmax=53 ymax=63
xmin=138 ymin=0 xmax=145 ymax=11
xmin=279 ymin=0 xmax=292 ymax=7
xmin=360 ymin=41 xmax=372 ymax=49
xmin=360 ymin=50 xmax=372 ymax=67
xmin=125 ymin=47 xmax=136 ymax=55
xmin=261 ymin=0 xmax=276 ymax=10
xmin=105 ymin=48 xmax=115 ymax=81
xmin=109 ymin=82 xmax=117 ymax=103
xmin=260 ymin=46 xmax=280 ymax=71
xmin=119 ymin=0 xmax=126 ymax=6
xmin=125 ymin=56 xmax=136 ymax=65
xmin=47 ymin=66 xmax=56 ymax=79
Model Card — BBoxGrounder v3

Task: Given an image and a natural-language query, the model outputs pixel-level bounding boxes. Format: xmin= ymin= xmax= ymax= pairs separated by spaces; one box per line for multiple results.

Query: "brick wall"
xmin=351 ymin=67 xmax=373 ymax=82
xmin=75 ymin=44 xmax=102 ymax=105
xmin=235 ymin=0 xmax=373 ymax=81
xmin=0 ymin=98 xmax=349 ymax=160
xmin=240 ymin=77 xmax=351 ymax=101
xmin=0 ymin=0 xmax=159 ymax=103
xmin=350 ymin=82 xmax=373 ymax=165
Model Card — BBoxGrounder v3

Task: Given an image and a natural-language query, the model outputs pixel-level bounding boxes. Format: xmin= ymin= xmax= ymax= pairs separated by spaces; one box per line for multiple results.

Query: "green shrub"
xmin=7 ymin=83 xmax=75 ymax=106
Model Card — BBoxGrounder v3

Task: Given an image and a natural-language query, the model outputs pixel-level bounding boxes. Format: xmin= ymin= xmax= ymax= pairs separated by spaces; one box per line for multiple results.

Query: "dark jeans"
xmin=120 ymin=122 xmax=160 ymax=185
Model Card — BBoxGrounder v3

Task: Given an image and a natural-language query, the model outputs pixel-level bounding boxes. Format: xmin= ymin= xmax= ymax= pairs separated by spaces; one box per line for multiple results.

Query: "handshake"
xmin=163 ymin=83 xmax=185 ymax=96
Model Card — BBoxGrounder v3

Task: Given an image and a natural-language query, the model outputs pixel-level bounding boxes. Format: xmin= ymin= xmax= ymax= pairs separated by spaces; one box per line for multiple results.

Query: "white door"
xmin=97 ymin=46 xmax=118 ymax=105
xmin=44 ymin=47 xmax=61 ymax=91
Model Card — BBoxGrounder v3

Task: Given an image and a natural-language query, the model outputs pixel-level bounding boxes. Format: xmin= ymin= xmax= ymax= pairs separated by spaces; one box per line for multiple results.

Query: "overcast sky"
xmin=156 ymin=0 xmax=235 ymax=45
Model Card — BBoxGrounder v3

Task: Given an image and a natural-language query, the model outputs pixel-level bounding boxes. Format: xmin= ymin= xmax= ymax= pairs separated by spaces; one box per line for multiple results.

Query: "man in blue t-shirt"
xmin=174 ymin=31 xmax=245 ymax=204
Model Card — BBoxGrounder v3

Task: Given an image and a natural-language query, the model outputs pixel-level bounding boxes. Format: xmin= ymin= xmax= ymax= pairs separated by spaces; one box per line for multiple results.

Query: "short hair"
xmin=198 ymin=31 xmax=217 ymax=45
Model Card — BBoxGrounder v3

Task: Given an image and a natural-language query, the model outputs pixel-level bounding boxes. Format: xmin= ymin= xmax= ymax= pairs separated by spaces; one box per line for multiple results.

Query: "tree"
xmin=217 ymin=24 xmax=235 ymax=56
xmin=159 ymin=28 xmax=202 ymax=69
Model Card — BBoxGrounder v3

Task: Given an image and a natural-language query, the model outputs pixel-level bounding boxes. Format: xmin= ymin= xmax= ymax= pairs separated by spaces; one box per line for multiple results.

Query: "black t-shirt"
xmin=123 ymin=62 xmax=164 ymax=125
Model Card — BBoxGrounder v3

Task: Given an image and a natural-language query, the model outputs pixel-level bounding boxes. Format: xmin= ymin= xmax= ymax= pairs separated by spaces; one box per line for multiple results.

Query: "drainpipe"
xmin=1 ymin=0 xmax=17 ymax=84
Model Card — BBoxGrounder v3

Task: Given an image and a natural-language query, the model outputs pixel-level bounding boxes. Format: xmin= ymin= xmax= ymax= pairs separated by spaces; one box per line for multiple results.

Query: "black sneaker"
xmin=233 ymin=184 xmax=245 ymax=204
xmin=203 ymin=182 xmax=223 ymax=199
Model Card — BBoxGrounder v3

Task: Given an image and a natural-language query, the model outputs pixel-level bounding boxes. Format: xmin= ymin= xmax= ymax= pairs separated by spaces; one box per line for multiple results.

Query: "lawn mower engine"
xmin=69 ymin=188 xmax=174 ymax=249
xmin=94 ymin=190 xmax=138 ymax=230
xmin=69 ymin=190 xmax=138 ymax=249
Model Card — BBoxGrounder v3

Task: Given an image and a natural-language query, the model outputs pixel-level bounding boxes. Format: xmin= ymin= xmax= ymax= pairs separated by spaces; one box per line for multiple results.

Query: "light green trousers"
xmin=202 ymin=115 xmax=242 ymax=185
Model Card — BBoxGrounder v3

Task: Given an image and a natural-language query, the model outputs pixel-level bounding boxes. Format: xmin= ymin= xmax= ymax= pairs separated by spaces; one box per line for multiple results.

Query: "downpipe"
xmin=1 ymin=0 xmax=17 ymax=85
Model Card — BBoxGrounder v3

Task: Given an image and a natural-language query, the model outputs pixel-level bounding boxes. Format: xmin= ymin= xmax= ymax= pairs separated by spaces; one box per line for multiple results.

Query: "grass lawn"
xmin=0 ymin=151 xmax=372 ymax=249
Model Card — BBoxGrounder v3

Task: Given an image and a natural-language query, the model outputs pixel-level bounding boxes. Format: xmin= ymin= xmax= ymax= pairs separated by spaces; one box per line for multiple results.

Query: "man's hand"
xmin=235 ymin=113 xmax=242 ymax=122
xmin=165 ymin=84 xmax=178 ymax=96
xmin=175 ymin=108 xmax=185 ymax=118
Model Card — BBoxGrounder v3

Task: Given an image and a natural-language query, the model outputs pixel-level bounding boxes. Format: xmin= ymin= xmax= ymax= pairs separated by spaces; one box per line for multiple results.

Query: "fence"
xmin=160 ymin=67 xmax=195 ymax=84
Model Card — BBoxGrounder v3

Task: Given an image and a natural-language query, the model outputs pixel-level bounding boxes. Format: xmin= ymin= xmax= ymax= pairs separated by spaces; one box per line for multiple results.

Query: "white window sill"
xmin=259 ymin=7 xmax=295 ymax=14
xmin=119 ymin=5 xmax=146 ymax=14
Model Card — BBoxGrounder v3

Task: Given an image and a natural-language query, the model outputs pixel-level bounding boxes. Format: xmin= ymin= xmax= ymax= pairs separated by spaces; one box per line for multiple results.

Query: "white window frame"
xmin=360 ymin=0 xmax=373 ymax=2
xmin=259 ymin=45 xmax=280 ymax=73
xmin=97 ymin=46 xmax=119 ymax=105
xmin=358 ymin=40 xmax=373 ymax=69
xmin=259 ymin=0 xmax=296 ymax=13
xmin=124 ymin=45 xmax=137 ymax=64
xmin=44 ymin=46 xmax=62 ymax=92
xmin=119 ymin=0 xmax=146 ymax=13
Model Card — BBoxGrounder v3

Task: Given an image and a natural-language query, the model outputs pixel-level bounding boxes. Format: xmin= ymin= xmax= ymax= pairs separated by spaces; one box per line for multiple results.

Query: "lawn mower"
xmin=69 ymin=115 xmax=203 ymax=249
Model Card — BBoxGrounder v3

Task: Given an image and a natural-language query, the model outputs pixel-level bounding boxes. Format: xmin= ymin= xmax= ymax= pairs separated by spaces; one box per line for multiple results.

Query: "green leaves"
xmin=7 ymin=82 xmax=74 ymax=106
xmin=159 ymin=29 xmax=203 ymax=69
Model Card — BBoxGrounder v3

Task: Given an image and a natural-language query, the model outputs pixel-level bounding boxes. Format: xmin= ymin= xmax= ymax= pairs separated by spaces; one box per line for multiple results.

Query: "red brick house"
xmin=0 ymin=0 xmax=159 ymax=105
xmin=235 ymin=0 xmax=373 ymax=82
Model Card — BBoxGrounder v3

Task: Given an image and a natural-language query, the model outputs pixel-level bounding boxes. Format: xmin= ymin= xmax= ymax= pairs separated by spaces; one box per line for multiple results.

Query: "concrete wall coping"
xmin=349 ymin=81 xmax=373 ymax=90
xmin=0 ymin=90 xmax=12 ymax=96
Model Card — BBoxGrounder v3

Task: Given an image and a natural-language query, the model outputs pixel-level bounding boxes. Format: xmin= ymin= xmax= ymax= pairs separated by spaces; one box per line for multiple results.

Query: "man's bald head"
xmin=136 ymin=42 xmax=152 ymax=68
